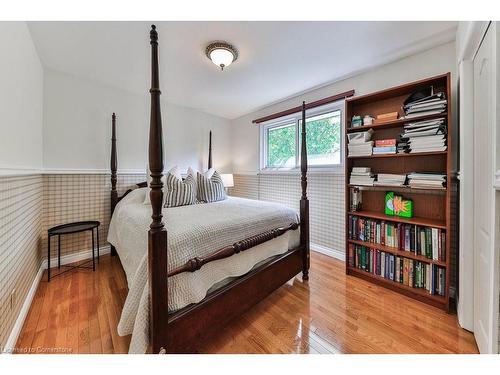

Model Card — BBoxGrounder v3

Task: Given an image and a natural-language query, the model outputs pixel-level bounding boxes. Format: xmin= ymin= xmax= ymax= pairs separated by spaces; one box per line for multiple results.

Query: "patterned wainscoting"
xmin=230 ymin=172 xmax=346 ymax=258
xmin=0 ymin=172 xmax=145 ymax=350
xmin=0 ymin=175 xmax=43 ymax=350
xmin=41 ymin=173 xmax=146 ymax=261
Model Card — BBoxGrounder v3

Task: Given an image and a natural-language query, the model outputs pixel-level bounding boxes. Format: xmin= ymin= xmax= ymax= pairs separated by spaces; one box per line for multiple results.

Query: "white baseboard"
xmin=40 ymin=245 xmax=110 ymax=269
xmin=2 ymin=266 xmax=44 ymax=354
xmin=311 ymin=243 xmax=345 ymax=262
xmin=2 ymin=245 xmax=110 ymax=354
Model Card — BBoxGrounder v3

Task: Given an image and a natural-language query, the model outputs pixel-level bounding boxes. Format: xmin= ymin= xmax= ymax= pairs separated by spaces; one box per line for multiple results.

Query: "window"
xmin=260 ymin=101 xmax=343 ymax=170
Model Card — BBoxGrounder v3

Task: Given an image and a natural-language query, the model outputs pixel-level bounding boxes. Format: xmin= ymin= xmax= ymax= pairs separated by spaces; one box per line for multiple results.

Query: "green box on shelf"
xmin=385 ymin=192 xmax=414 ymax=218
xmin=397 ymin=197 xmax=414 ymax=218
xmin=385 ymin=192 xmax=395 ymax=215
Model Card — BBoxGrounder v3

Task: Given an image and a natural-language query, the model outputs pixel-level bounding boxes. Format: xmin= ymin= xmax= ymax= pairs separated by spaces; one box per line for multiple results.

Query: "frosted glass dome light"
xmin=205 ymin=42 xmax=238 ymax=71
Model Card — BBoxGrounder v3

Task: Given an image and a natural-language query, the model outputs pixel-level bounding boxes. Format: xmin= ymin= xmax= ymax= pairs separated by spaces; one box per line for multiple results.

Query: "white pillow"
xmin=187 ymin=167 xmax=214 ymax=179
xmin=143 ymin=165 xmax=179 ymax=205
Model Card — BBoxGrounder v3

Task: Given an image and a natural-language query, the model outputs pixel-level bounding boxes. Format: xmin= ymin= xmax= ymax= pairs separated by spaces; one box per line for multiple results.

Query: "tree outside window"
xmin=263 ymin=104 xmax=343 ymax=169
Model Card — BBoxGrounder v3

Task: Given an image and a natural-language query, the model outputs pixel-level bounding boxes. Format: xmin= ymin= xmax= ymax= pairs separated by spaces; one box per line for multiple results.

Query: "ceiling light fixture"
xmin=205 ymin=41 xmax=238 ymax=71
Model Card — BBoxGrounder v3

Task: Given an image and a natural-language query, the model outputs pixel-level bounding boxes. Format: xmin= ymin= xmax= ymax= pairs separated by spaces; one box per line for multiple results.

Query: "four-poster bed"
xmin=108 ymin=25 xmax=310 ymax=354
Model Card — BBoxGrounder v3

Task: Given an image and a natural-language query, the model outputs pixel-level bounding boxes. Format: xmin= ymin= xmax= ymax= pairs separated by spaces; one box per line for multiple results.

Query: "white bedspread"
xmin=107 ymin=188 xmax=299 ymax=353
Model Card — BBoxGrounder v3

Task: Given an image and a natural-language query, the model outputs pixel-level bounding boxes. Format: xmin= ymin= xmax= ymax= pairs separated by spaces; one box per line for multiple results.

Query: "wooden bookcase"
xmin=344 ymin=73 xmax=452 ymax=311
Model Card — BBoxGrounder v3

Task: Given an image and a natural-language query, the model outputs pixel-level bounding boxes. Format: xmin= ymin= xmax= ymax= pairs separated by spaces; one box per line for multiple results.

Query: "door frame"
xmin=457 ymin=21 xmax=499 ymax=353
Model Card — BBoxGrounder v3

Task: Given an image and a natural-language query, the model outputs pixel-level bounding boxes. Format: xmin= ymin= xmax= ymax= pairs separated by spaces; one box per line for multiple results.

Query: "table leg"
xmin=58 ymin=235 xmax=61 ymax=269
xmin=48 ymin=235 xmax=51 ymax=282
xmin=97 ymin=226 xmax=100 ymax=263
xmin=92 ymin=228 xmax=95 ymax=271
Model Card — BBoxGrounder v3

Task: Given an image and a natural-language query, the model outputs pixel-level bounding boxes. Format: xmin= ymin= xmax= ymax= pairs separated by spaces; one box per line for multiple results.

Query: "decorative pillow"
xmin=164 ymin=171 xmax=197 ymax=208
xmin=196 ymin=171 xmax=227 ymax=203
xmin=143 ymin=165 xmax=178 ymax=205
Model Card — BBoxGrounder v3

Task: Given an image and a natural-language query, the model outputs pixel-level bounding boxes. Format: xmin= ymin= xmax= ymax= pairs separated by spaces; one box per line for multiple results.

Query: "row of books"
xmin=348 ymin=244 xmax=446 ymax=296
xmin=350 ymin=169 xmax=446 ymax=189
xmin=348 ymin=216 xmax=446 ymax=261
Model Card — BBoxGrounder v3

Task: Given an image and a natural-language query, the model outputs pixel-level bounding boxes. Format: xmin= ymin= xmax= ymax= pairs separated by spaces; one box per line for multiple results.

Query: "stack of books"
xmin=374 ymin=173 xmax=406 ymax=187
xmin=372 ymin=139 xmax=396 ymax=155
xmin=396 ymin=141 xmax=410 ymax=154
xmin=348 ymin=141 xmax=373 ymax=157
xmin=407 ymin=173 xmax=446 ymax=189
xmin=401 ymin=117 xmax=447 ymax=153
xmin=350 ymin=167 xmax=375 ymax=186
xmin=403 ymin=92 xmax=447 ymax=119
xmin=348 ymin=129 xmax=373 ymax=157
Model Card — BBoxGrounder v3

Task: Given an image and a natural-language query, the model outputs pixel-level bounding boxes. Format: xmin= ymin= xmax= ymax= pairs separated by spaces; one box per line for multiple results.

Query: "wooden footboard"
xmin=165 ymin=246 xmax=304 ymax=353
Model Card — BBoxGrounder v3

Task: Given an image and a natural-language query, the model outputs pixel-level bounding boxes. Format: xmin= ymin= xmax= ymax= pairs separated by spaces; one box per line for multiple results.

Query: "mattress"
xmin=107 ymin=188 xmax=300 ymax=353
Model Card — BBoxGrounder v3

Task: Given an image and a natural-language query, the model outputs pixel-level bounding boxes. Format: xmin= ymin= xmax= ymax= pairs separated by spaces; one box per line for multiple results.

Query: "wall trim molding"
xmin=42 ymin=168 xmax=145 ymax=175
xmin=311 ymin=243 xmax=345 ymax=262
xmin=233 ymin=170 xmax=344 ymax=177
xmin=0 ymin=167 xmax=42 ymax=177
xmin=2 ymin=266 xmax=44 ymax=354
xmin=3 ymin=245 xmax=111 ymax=353
xmin=40 ymin=245 xmax=111 ymax=269
xmin=0 ymin=168 xmax=146 ymax=177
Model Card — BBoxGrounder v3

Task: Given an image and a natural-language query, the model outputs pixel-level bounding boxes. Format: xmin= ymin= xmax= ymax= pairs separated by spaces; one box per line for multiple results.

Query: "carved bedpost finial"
xmin=150 ymin=24 xmax=158 ymax=44
xmin=208 ymin=130 xmax=213 ymax=169
xmin=148 ymin=23 xmax=164 ymax=230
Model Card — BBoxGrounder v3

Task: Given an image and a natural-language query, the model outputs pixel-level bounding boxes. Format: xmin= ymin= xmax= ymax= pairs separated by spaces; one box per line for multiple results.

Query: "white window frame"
xmin=259 ymin=100 xmax=345 ymax=172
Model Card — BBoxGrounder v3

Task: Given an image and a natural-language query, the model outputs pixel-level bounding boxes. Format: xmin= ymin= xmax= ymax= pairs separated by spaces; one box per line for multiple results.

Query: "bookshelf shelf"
xmin=347 ymin=151 xmax=447 ymax=159
xmin=347 ymin=239 xmax=447 ymax=267
xmin=347 ymin=184 xmax=447 ymax=194
xmin=346 ymin=112 xmax=448 ymax=133
xmin=344 ymin=73 xmax=453 ymax=312
xmin=348 ymin=210 xmax=447 ymax=229
xmin=346 ymin=267 xmax=447 ymax=309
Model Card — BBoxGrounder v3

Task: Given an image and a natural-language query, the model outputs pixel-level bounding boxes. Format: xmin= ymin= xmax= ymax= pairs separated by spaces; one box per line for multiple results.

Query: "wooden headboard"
xmin=110 ymin=125 xmax=213 ymax=207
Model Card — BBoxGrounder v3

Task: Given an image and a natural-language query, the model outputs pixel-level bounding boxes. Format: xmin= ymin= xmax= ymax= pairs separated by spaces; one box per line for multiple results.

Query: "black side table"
xmin=47 ymin=221 xmax=100 ymax=281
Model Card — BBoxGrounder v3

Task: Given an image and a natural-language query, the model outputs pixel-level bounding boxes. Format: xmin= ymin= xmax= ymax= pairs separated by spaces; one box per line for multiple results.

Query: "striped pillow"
xmin=197 ymin=171 xmax=227 ymax=203
xmin=164 ymin=172 xmax=197 ymax=208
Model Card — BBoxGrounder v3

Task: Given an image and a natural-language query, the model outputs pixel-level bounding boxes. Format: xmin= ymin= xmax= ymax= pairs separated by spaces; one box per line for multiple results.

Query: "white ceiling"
xmin=28 ymin=21 xmax=457 ymax=119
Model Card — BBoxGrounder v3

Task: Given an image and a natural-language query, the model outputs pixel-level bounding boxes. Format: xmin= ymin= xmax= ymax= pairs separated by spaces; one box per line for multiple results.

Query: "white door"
xmin=473 ymin=24 xmax=497 ymax=353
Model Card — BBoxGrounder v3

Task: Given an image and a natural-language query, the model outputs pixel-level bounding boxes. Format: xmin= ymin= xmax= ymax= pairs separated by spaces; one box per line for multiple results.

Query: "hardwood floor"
xmin=16 ymin=251 xmax=478 ymax=354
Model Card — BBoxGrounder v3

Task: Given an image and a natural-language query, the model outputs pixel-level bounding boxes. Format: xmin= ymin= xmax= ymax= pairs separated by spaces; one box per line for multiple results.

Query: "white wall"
xmin=231 ymin=41 xmax=457 ymax=173
xmin=43 ymin=69 xmax=233 ymax=173
xmin=0 ymin=22 xmax=44 ymax=171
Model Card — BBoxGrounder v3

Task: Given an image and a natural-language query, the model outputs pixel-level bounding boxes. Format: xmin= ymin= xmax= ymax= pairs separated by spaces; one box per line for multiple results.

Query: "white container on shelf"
xmin=347 ymin=129 xmax=374 ymax=144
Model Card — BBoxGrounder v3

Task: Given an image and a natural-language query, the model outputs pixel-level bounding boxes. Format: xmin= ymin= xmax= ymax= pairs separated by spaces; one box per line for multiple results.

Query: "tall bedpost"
xmin=208 ymin=130 xmax=213 ymax=169
xmin=300 ymin=101 xmax=310 ymax=281
xmin=147 ymin=24 xmax=168 ymax=354
xmin=110 ymin=112 xmax=118 ymax=256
